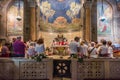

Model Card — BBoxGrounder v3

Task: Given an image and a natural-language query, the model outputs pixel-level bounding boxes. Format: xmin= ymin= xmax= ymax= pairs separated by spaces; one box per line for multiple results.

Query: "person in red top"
xmin=1 ymin=43 xmax=10 ymax=57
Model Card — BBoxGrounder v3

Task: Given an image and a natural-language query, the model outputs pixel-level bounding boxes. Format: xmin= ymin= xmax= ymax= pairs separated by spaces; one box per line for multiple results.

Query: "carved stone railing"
xmin=0 ymin=58 xmax=53 ymax=80
xmin=0 ymin=58 xmax=14 ymax=79
xmin=71 ymin=58 xmax=120 ymax=80
xmin=1 ymin=57 xmax=120 ymax=80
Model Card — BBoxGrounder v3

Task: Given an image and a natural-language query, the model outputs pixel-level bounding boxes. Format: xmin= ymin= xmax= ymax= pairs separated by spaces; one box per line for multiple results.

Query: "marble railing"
xmin=71 ymin=58 xmax=120 ymax=80
xmin=1 ymin=57 xmax=120 ymax=80
xmin=0 ymin=58 xmax=53 ymax=80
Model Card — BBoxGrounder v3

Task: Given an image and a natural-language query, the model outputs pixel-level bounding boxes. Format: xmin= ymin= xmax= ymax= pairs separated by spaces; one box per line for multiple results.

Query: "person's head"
xmin=107 ymin=41 xmax=112 ymax=46
xmin=100 ymin=39 xmax=104 ymax=43
xmin=12 ymin=38 xmax=16 ymax=42
xmin=5 ymin=42 xmax=9 ymax=46
xmin=53 ymin=40 xmax=55 ymax=42
xmin=102 ymin=40 xmax=107 ymax=45
xmin=37 ymin=38 xmax=44 ymax=45
xmin=95 ymin=41 xmax=98 ymax=44
xmin=74 ymin=37 xmax=80 ymax=42
xmin=80 ymin=40 xmax=85 ymax=45
xmin=4 ymin=42 xmax=10 ymax=47
xmin=91 ymin=42 xmax=95 ymax=47
xmin=30 ymin=42 xmax=35 ymax=47
xmin=34 ymin=40 xmax=37 ymax=42
xmin=57 ymin=33 xmax=63 ymax=38
xmin=17 ymin=36 xmax=22 ymax=41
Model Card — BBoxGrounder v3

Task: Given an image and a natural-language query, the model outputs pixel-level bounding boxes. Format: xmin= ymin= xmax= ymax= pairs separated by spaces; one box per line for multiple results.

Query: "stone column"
xmin=36 ymin=0 xmax=40 ymax=40
xmin=29 ymin=0 xmax=37 ymax=41
xmin=0 ymin=14 xmax=1 ymax=37
xmin=23 ymin=0 xmax=31 ymax=41
xmin=91 ymin=0 xmax=97 ymax=42
xmin=84 ymin=1 xmax=92 ymax=42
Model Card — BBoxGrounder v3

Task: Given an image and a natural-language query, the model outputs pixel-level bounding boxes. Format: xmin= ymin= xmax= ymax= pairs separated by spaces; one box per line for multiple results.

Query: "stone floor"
xmin=53 ymin=77 xmax=71 ymax=80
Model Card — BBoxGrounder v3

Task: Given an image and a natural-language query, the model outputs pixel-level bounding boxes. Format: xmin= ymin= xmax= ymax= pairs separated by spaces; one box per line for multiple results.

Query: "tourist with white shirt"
xmin=88 ymin=42 xmax=98 ymax=58
xmin=80 ymin=40 xmax=88 ymax=57
xmin=98 ymin=40 xmax=108 ymax=57
xmin=35 ymin=38 xmax=45 ymax=54
xmin=69 ymin=37 xmax=80 ymax=57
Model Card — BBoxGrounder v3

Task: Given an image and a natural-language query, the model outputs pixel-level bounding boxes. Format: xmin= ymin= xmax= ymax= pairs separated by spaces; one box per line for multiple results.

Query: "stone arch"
xmin=6 ymin=0 xmax=24 ymax=40
xmin=6 ymin=0 xmax=15 ymax=11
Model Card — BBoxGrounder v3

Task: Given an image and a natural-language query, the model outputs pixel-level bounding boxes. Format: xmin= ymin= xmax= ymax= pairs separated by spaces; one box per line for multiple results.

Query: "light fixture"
xmin=116 ymin=0 xmax=120 ymax=11
xmin=99 ymin=0 xmax=106 ymax=22
xmin=99 ymin=16 xmax=106 ymax=22
xmin=16 ymin=0 xmax=22 ymax=21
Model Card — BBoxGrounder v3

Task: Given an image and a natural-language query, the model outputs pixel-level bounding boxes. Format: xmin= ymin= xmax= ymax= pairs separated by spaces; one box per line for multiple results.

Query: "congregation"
xmin=0 ymin=36 xmax=115 ymax=58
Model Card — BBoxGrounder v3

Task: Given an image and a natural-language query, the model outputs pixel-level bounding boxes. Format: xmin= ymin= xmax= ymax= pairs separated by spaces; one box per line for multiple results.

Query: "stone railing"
xmin=0 ymin=58 xmax=53 ymax=80
xmin=71 ymin=58 xmax=120 ymax=80
xmin=1 ymin=57 xmax=120 ymax=80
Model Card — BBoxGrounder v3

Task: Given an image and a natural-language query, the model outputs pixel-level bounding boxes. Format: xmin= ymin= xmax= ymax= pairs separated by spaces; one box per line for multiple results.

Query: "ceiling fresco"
xmin=39 ymin=0 xmax=83 ymax=32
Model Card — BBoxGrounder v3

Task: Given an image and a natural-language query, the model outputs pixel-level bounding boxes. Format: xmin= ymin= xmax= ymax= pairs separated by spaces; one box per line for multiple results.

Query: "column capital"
xmin=27 ymin=0 xmax=36 ymax=7
xmin=84 ymin=0 xmax=92 ymax=9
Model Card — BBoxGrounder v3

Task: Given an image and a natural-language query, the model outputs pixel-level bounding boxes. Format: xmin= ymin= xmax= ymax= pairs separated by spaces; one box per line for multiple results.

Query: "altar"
xmin=52 ymin=45 xmax=69 ymax=56
xmin=51 ymin=34 xmax=69 ymax=56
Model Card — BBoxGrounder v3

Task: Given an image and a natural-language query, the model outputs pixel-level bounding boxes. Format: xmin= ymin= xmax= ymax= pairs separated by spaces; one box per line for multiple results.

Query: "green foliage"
xmin=31 ymin=53 xmax=47 ymax=62
xmin=77 ymin=58 xmax=83 ymax=63
xmin=71 ymin=54 xmax=84 ymax=63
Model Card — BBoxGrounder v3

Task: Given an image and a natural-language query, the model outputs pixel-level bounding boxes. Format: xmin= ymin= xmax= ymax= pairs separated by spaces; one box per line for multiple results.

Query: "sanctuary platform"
xmin=1 ymin=57 xmax=120 ymax=80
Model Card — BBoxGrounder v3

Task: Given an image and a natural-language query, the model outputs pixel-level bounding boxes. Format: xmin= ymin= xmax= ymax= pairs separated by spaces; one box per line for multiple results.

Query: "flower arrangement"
xmin=31 ymin=53 xmax=47 ymax=62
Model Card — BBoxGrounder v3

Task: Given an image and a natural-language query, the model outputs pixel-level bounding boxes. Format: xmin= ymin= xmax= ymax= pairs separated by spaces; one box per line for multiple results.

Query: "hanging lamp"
xmin=99 ymin=0 xmax=106 ymax=22
xmin=16 ymin=0 xmax=22 ymax=21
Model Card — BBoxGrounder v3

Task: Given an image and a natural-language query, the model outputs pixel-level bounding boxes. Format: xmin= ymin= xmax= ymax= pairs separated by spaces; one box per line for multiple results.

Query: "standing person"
xmin=9 ymin=38 xmax=16 ymax=57
xmin=80 ymin=40 xmax=88 ymax=57
xmin=98 ymin=40 xmax=108 ymax=57
xmin=35 ymin=38 xmax=45 ymax=54
xmin=1 ymin=43 xmax=10 ymax=57
xmin=88 ymin=42 xmax=98 ymax=58
xmin=13 ymin=37 xmax=26 ymax=57
xmin=69 ymin=37 xmax=80 ymax=57
xmin=27 ymin=42 xmax=36 ymax=58
xmin=107 ymin=41 xmax=113 ymax=58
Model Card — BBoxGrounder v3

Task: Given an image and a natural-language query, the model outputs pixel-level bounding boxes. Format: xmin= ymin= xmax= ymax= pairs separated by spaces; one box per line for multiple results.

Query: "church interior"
xmin=0 ymin=0 xmax=120 ymax=80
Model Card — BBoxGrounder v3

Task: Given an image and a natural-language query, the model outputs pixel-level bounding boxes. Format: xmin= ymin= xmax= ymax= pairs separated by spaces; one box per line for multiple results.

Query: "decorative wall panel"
xmin=109 ymin=61 xmax=120 ymax=78
xmin=20 ymin=61 xmax=47 ymax=79
xmin=7 ymin=0 xmax=24 ymax=36
xmin=97 ymin=1 xmax=112 ymax=35
xmin=0 ymin=62 xmax=14 ymax=79
xmin=77 ymin=61 xmax=105 ymax=80
xmin=53 ymin=60 xmax=71 ymax=78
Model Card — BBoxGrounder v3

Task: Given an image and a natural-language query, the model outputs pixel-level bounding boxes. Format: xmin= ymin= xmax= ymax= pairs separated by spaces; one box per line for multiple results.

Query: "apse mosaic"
xmin=39 ymin=0 xmax=83 ymax=32
xmin=7 ymin=0 xmax=23 ymax=36
xmin=97 ymin=1 xmax=112 ymax=35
